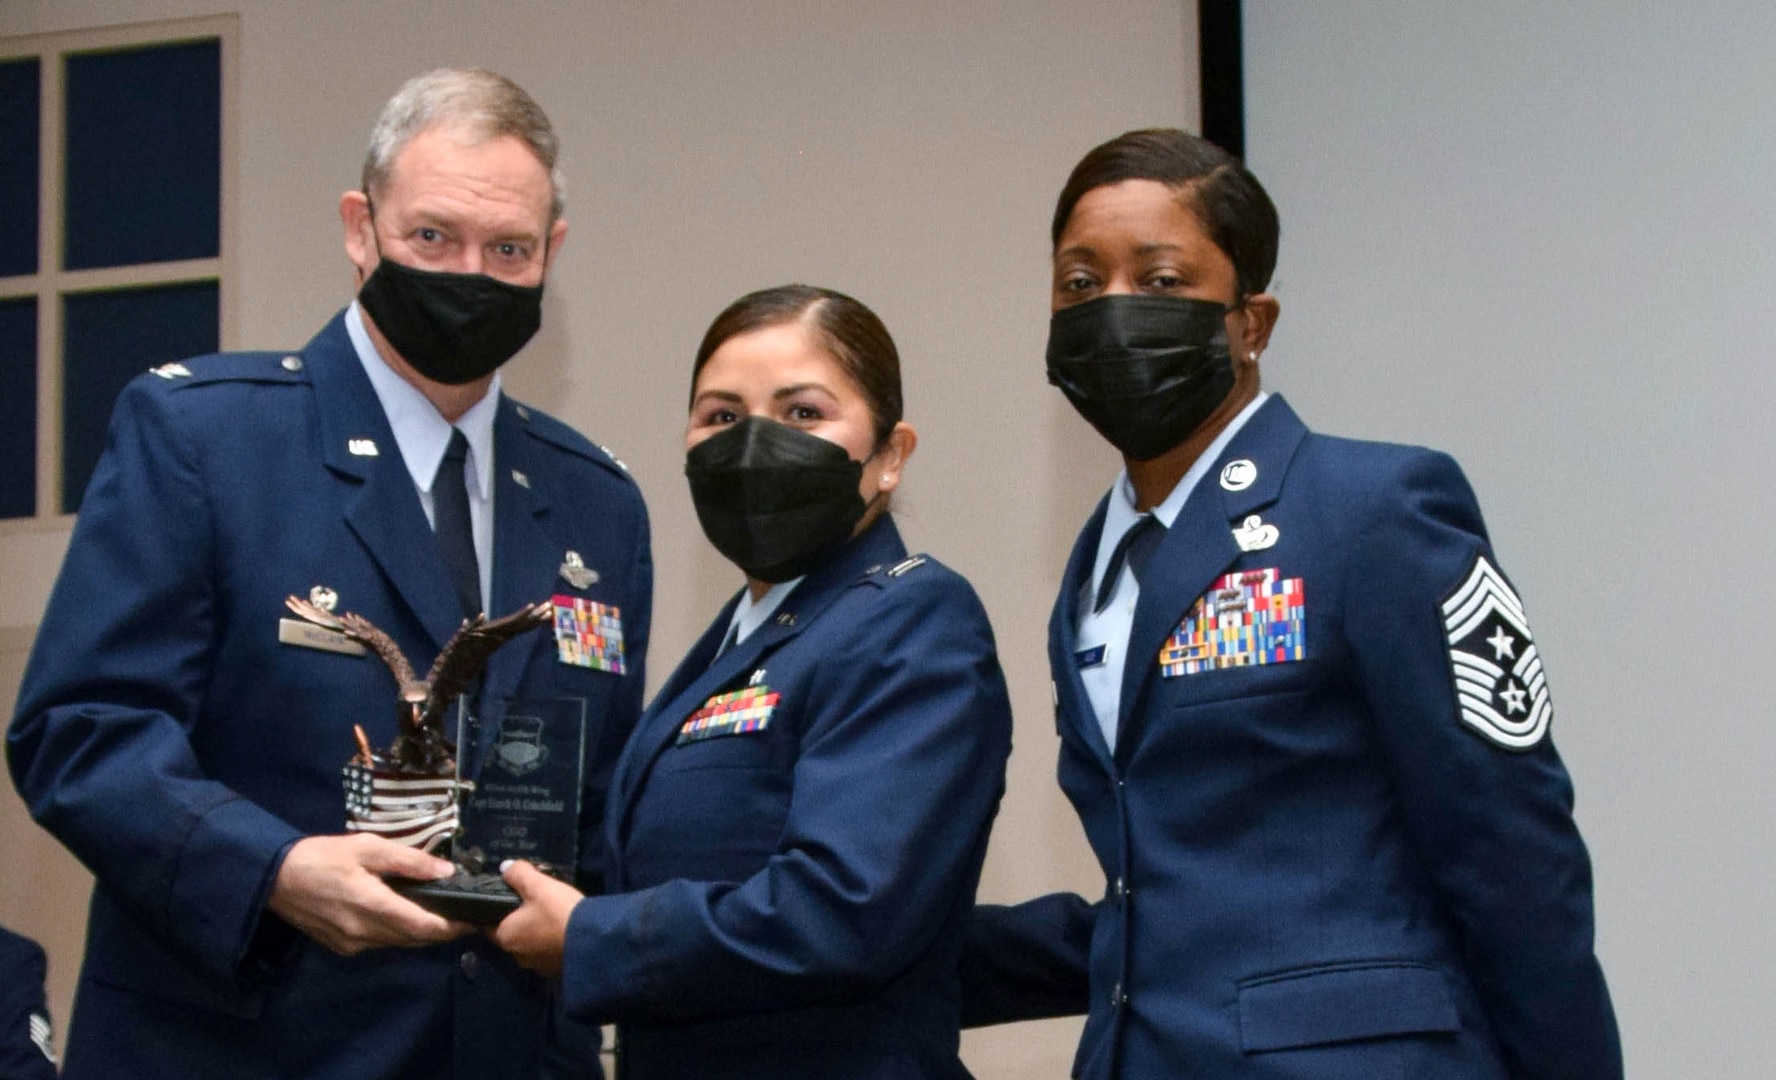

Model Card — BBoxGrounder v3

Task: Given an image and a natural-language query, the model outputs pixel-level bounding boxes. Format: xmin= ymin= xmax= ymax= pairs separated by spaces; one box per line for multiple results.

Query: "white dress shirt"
xmin=718 ymin=577 xmax=804 ymax=654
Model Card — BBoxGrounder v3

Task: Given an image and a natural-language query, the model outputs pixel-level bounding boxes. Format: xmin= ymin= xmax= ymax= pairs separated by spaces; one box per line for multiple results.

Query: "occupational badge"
xmin=1440 ymin=553 xmax=1552 ymax=749
xmin=1160 ymin=568 xmax=1305 ymax=676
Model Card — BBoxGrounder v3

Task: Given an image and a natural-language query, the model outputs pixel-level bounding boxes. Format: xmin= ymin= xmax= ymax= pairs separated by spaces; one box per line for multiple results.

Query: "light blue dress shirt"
xmin=1077 ymin=392 xmax=1269 ymax=750
xmin=346 ymin=301 xmax=500 ymax=615
xmin=719 ymin=577 xmax=804 ymax=654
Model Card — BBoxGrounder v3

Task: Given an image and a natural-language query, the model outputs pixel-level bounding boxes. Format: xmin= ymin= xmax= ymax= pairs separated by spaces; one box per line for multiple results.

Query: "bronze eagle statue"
xmin=284 ymin=596 xmax=552 ymax=773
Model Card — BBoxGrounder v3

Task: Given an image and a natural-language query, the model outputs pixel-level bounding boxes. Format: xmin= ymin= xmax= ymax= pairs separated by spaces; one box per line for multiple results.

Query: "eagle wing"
xmin=418 ymin=601 xmax=553 ymax=730
xmin=283 ymin=595 xmax=417 ymax=687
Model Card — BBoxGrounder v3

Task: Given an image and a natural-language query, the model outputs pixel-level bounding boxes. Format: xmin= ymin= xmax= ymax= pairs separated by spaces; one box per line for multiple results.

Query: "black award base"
xmin=389 ymin=872 xmax=521 ymax=926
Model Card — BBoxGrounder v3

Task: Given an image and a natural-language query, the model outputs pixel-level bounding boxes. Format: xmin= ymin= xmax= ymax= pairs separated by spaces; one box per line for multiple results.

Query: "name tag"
xmin=277 ymin=617 xmax=366 ymax=657
xmin=552 ymin=594 xmax=626 ymax=674
xmin=1074 ymin=644 xmax=1107 ymax=669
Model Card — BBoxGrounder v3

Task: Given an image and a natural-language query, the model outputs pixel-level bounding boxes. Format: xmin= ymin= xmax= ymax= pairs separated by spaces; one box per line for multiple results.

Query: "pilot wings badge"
xmin=1440 ymin=553 xmax=1553 ymax=750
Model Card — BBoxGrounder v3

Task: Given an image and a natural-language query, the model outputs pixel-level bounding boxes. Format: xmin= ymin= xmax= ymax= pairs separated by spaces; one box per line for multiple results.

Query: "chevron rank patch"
xmin=1441 ymin=553 xmax=1552 ymax=749
xmin=678 ymin=686 xmax=779 ymax=745
xmin=1160 ymin=568 xmax=1305 ymax=676
xmin=552 ymin=595 xmax=626 ymax=674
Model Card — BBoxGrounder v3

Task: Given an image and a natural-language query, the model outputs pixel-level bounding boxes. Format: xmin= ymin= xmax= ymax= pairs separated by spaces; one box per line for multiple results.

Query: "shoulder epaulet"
xmin=507 ymin=398 xmax=634 ymax=480
xmin=859 ymin=554 xmax=931 ymax=587
xmin=147 ymin=351 xmax=308 ymax=390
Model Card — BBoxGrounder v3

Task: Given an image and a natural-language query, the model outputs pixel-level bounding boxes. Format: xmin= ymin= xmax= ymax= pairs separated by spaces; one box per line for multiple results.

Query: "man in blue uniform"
xmin=7 ymin=68 xmax=650 ymax=1079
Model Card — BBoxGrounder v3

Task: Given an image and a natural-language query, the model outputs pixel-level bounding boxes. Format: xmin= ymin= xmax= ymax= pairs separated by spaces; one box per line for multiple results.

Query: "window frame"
xmin=0 ymin=15 xmax=238 ymax=530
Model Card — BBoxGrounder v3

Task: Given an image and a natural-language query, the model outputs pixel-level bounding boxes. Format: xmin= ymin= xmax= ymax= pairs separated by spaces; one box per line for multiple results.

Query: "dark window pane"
xmin=0 ymin=297 xmax=36 ymax=518
xmin=64 ymin=40 xmax=220 ymax=270
xmin=62 ymin=281 xmax=218 ymax=512
xmin=0 ymin=58 xmax=41 ymax=277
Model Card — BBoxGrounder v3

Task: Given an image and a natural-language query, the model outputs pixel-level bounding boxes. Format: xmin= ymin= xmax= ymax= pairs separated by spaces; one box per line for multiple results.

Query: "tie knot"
xmin=1093 ymin=514 xmax=1166 ymax=614
xmin=441 ymin=428 xmax=469 ymax=465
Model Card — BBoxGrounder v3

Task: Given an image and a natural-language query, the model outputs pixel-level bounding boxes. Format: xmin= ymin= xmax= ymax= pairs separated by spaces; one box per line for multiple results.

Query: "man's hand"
xmin=268 ymin=834 xmax=471 ymax=955
xmin=491 ymin=859 xmax=583 ymax=979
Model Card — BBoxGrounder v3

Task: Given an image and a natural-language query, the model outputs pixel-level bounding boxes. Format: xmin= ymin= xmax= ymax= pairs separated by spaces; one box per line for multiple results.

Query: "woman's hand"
xmin=491 ymin=859 xmax=583 ymax=978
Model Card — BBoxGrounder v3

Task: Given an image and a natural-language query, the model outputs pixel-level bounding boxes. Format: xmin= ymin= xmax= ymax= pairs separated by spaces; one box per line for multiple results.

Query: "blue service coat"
xmin=963 ymin=396 xmax=1619 ymax=1079
xmin=558 ymin=516 xmax=1012 ymax=1080
xmin=7 ymin=312 xmax=651 ymax=1080
xmin=0 ymin=927 xmax=57 ymax=1080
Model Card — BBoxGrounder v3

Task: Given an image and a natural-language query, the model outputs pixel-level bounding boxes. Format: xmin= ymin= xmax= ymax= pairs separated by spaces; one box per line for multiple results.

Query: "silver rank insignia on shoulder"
xmin=347 ymin=438 xmax=379 ymax=456
xmin=888 ymin=555 xmax=928 ymax=577
xmin=1220 ymin=459 xmax=1257 ymax=491
xmin=1441 ymin=553 xmax=1551 ymax=750
xmin=1232 ymin=514 xmax=1279 ymax=552
xmin=308 ymin=584 xmax=339 ymax=612
xmin=559 ymin=550 xmax=598 ymax=589
xmin=600 ymin=445 xmax=630 ymax=472
xmin=151 ymin=362 xmax=192 ymax=379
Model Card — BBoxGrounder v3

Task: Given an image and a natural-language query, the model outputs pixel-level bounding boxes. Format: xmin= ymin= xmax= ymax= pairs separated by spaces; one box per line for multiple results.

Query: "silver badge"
xmin=749 ymin=668 xmax=768 ymax=687
xmin=559 ymin=550 xmax=597 ymax=589
xmin=347 ymin=438 xmax=379 ymax=457
xmin=1232 ymin=514 xmax=1279 ymax=552
xmin=511 ymin=469 xmax=531 ymax=489
xmin=1220 ymin=459 xmax=1257 ymax=491
xmin=775 ymin=611 xmax=797 ymax=626
xmin=308 ymin=585 xmax=339 ymax=612
xmin=151 ymin=362 xmax=192 ymax=379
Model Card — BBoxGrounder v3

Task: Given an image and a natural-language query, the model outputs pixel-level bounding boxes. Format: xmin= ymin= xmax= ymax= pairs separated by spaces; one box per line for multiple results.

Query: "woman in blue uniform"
xmin=961 ymin=130 xmax=1621 ymax=1079
xmin=496 ymin=284 xmax=1013 ymax=1080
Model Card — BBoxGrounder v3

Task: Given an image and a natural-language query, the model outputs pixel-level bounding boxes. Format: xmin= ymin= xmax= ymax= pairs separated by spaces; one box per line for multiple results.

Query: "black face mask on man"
xmin=1045 ymin=294 xmax=1236 ymax=461
xmin=684 ymin=417 xmax=868 ymax=584
xmin=356 ymin=238 xmax=544 ymax=386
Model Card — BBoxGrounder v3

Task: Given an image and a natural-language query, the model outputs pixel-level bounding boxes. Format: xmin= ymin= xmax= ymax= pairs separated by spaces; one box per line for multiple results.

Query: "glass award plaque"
xmin=390 ymin=695 xmax=588 ymax=925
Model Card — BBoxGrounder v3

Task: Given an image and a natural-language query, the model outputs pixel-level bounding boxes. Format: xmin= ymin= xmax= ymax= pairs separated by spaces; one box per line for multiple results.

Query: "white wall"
xmin=1245 ymin=4 xmax=1776 ymax=1076
xmin=0 ymin=2 xmax=1202 ymax=1074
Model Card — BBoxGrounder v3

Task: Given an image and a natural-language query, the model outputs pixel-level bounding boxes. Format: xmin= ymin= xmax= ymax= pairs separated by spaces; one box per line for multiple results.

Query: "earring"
xmin=1248 ymin=351 xmax=1258 ymax=362
xmin=879 ymin=474 xmax=894 ymax=489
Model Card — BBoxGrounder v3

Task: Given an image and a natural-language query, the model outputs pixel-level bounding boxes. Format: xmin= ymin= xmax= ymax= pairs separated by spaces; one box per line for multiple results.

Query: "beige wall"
xmin=0 ymin=1 xmax=1200 ymax=1073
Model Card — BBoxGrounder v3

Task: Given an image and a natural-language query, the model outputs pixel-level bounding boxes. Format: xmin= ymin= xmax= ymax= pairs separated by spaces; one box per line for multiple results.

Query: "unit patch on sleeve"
xmin=1160 ymin=568 xmax=1305 ymax=676
xmin=677 ymin=686 xmax=779 ymax=745
xmin=1440 ymin=553 xmax=1552 ymax=749
xmin=551 ymin=594 xmax=626 ymax=674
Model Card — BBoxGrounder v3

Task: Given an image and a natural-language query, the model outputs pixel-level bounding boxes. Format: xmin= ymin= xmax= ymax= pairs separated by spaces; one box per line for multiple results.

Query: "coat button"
xmin=459 ymin=950 xmax=480 ymax=980
xmin=1110 ymin=981 xmax=1128 ymax=1008
xmin=1112 ymin=876 xmax=1127 ymax=901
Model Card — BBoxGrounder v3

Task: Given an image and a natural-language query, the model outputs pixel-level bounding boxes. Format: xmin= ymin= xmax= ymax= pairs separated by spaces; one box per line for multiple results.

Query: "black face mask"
xmin=357 ymin=254 xmax=544 ymax=386
xmin=1046 ymin=294 xmax=1236 ymax=461
xmin=684 ymin=417 xmax=867 ymax=584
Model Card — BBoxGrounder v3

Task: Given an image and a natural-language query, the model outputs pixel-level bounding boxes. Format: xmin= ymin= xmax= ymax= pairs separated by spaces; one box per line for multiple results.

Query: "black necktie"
xmin=435 ymin=429 xmax=481 ymax=619
xmin=1093 ymin=514 xmax=1164 ymax=614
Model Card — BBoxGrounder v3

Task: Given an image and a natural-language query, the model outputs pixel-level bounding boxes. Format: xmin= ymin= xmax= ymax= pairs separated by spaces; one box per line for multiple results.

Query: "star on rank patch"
xmin=1440 ymin=553 xmax=1552 ymax=749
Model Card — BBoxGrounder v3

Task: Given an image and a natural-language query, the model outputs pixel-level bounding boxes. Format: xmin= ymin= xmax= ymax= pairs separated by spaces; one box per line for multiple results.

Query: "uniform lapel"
xmin=609 ymin=517 xmax=909 ymax=845
xmin=1049 ymin=496 xmax=1115 ymax=768
xmin=1115 ymin=396 xmax=1308 ymax=754
xmin=479 ymin=398 xmax=564 ymax=715
xmin=307 ymin=314 xmax=462 ymax=651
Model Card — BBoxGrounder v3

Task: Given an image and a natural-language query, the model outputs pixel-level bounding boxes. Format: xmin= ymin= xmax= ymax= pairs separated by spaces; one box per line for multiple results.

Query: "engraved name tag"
xmin=278 ymin=617 xmax=367 ymax=657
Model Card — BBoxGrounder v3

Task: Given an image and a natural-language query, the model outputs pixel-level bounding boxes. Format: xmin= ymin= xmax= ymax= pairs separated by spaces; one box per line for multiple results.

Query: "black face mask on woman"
xmin=357 ymin=252 xmax=544 ymax=386
xmin=1045 ymin=294 xmax=1236 ymax=461
xmin=685 ymin=416 xmax=868 ymax=583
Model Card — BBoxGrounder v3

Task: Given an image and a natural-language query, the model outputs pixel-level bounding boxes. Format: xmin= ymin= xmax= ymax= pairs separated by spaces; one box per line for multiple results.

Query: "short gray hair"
xmin=362 ymin=68 xmax=564 ymax=222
